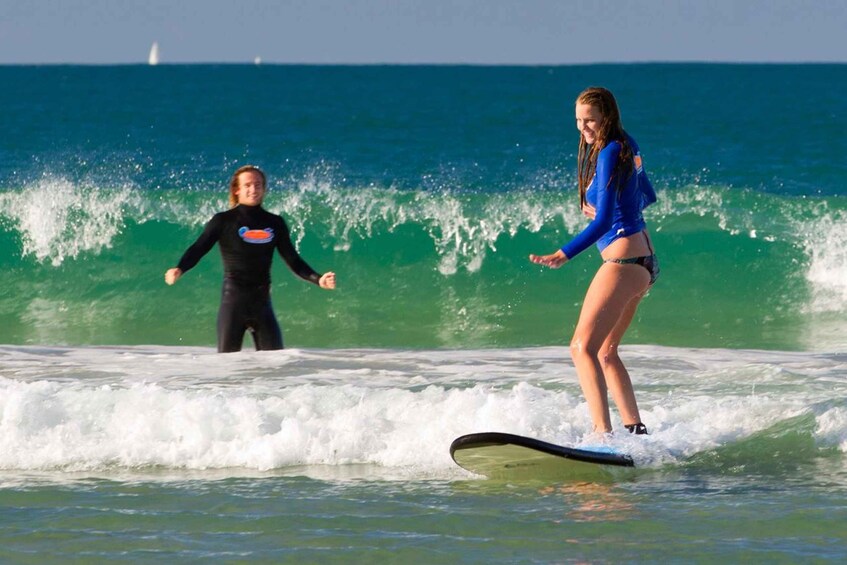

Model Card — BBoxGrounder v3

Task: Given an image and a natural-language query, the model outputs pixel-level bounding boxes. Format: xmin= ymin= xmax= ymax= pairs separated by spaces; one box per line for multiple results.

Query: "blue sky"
xmin=2 ymin=0 xmax=845 ymax=64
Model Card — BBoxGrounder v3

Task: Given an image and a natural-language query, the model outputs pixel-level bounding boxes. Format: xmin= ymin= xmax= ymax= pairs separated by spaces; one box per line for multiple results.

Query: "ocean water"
xmin=1 ymin=64 xmax=846 ymax=562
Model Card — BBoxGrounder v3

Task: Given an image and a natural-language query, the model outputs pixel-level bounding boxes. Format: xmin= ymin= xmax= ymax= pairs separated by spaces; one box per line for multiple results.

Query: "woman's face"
xmin=235 ymin=171 xmax=266 ymax=206
xmin=575 ymin=103 xmax=604 ymax=145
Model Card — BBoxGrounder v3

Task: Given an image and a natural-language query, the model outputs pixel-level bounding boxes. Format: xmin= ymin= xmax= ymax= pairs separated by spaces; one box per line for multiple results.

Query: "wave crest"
xmin=0 ymin=176 xmax=140 ymax=266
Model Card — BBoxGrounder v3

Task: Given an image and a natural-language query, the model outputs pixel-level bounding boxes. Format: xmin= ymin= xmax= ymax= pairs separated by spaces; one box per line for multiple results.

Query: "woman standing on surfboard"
xmin=530 ymin=87 xmax=658 ymax=435
xmin=164 ymin=165 xmax=336 ymax=353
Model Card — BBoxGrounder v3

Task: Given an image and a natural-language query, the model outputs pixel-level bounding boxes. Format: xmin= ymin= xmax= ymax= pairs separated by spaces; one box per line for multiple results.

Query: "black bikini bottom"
xmin=604 ymin=254 xmax=660 ymax=285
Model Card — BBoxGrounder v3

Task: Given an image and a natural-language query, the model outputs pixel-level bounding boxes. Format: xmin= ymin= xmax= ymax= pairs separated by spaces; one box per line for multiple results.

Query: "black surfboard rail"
xmin=451 ymin=432 xmax=635 ymax=468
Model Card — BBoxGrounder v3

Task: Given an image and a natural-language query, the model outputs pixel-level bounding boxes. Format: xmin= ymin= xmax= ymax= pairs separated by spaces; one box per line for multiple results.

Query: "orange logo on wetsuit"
xmin=634 ymin=154 xmax=643 ymax=173
xmin=238 ymin=226 xmax=274 ymax=244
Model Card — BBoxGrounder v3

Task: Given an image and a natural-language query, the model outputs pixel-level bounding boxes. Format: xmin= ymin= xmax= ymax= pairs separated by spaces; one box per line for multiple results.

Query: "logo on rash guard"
xmin=238 ymin=227 xmax=274 ymax=244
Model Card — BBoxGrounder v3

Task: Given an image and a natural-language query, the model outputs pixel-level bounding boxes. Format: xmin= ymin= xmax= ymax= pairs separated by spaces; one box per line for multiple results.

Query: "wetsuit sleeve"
xmin=275 ymin=219 xmax=322 ymax=285
xmin=176 ymin=214 xmax=223 ymax=273
xmin=560 ymin=143 xmax=620 ymax=260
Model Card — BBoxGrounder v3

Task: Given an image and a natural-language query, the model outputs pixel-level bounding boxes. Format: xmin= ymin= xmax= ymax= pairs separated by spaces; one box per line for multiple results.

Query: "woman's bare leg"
xmin=570 ymin=263 xmax=650 ymax=432
xmin=598 ymin=289 xmax=647 ymax=426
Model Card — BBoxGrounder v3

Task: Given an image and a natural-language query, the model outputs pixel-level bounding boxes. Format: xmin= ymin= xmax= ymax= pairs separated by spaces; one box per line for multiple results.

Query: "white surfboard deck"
xmin=451 ymin=432 xmax=635 ymax=481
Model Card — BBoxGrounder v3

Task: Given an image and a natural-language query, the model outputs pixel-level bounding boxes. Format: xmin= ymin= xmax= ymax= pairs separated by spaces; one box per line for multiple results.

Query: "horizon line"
xmin=2 ymin=60 xmax=845 ymax=67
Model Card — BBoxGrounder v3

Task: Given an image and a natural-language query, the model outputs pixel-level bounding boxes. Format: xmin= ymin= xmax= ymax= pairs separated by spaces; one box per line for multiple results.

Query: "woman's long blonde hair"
xmin=228 ymin=165 xmax=267 ymax=208
xmin=575 ymin=87 xmax=634 ymax=209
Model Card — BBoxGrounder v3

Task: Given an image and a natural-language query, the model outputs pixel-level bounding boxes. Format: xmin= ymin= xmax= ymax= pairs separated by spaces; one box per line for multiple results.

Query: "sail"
xmin=148 ymin=42 xmax=159 ymax=66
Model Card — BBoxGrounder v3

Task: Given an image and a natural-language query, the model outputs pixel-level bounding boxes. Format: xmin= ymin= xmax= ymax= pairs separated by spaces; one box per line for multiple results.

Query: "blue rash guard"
xmin=560 ymin=134 xmax=656 ymax=260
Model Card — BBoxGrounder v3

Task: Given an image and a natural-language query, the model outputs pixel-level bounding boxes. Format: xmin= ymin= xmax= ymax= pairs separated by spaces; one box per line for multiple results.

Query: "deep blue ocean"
xmin=1 ymin=64 xmax=846 ymax=562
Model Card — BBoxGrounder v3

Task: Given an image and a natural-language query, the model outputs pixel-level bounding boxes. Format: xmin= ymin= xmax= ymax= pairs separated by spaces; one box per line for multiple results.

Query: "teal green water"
xmin=0 ymin=183 xmax=843 ymax=350
xmin=1 ymin=64 xmax=846 ymax=562
xmin=0 ymin=65 xmax=847 ymax=350
xmin=3 ymin=466 xmax=846 ymax=563
xmin=1 ymin=64 xmax=846 ymax=351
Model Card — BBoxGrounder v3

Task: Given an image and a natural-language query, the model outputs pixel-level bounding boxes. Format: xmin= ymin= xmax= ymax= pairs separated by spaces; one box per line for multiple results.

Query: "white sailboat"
xmin=148 ymin=42 xmax=159 ymax=65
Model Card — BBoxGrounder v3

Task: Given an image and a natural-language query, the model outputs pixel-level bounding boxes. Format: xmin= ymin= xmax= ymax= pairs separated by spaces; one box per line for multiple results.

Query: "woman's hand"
xmin=528 ymin=250 xmax=568 ymax=269
xmin=164 ymin=268 xmax=183 ymax=285
xmin=319 ymin=271 xmax=336 ymax=289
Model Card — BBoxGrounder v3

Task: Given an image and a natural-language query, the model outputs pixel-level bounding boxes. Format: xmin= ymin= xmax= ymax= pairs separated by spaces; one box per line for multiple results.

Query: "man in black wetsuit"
xmin=164 ymin=165 xmax=336 ymax=352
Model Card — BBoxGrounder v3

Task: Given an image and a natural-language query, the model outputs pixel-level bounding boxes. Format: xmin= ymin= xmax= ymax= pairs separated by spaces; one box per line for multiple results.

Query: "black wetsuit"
xmin=176 ymin=205 xmax=321 ymax=352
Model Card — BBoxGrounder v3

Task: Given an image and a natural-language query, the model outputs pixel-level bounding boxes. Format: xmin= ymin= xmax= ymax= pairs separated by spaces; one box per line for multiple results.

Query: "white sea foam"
xmin=0 ymin=176 xmax=142 ymax=266
xmin=799 ymin=210 xmax=847 ymax=313
xmin=1 ymin=345 xmax=844 ymax=477
xmin=270 ymin=166 xmax=581 ymax=274
xmin=3 ymin=173 xmax=841 ymax=306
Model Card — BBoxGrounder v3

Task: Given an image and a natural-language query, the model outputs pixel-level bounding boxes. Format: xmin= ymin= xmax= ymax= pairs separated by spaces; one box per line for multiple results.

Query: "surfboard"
xmin=450 ymin=432 xmax=634 ymax=481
